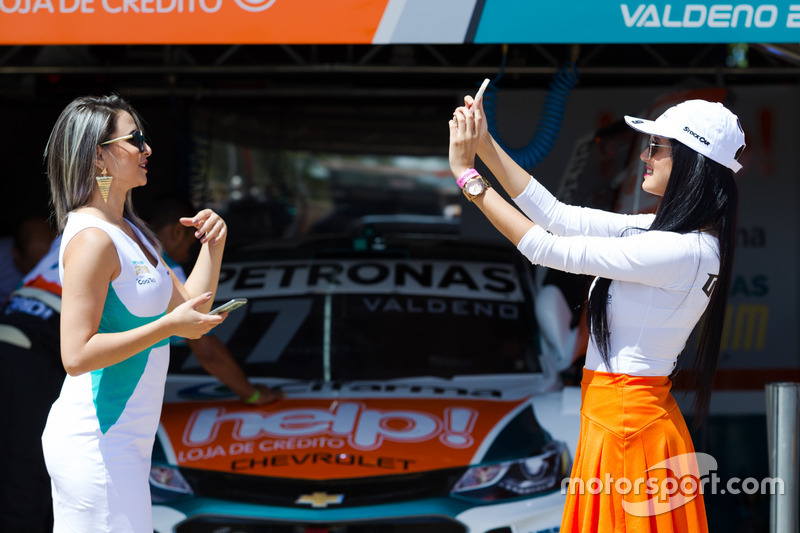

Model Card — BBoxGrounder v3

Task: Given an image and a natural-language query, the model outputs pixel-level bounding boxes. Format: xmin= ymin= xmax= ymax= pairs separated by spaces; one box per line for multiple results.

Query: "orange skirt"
xmin=560 ymin=368 xmax=708 ymax=533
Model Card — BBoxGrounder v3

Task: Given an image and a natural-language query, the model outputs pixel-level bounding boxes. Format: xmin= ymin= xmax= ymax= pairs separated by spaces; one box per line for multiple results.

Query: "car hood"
xmin=158 ymin=374 xmax=557 ymax=480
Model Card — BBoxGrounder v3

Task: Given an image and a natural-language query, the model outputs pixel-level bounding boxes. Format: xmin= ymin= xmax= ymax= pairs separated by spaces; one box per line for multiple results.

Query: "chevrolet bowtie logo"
xmin=296 ymin=492 xmax=344 ymax=508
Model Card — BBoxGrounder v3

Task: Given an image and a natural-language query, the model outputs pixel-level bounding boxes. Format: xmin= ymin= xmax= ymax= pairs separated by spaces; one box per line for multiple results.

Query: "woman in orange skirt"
xmin=562 ymin=369 xmax=709 ymax=531
xmin=447 ymin=97 xmax=744 ymax=532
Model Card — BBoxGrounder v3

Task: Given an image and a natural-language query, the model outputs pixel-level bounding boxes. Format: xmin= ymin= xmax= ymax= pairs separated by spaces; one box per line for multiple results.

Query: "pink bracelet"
xmin=457 ymin=168 xmax=480 ymax=189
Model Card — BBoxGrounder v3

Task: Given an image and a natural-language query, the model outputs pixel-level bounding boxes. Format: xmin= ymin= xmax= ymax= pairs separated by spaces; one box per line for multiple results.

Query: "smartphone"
xmin=208 ymin=298 xmax=248 ymax=315
xmin=474 ymin=78 xmax=490 ymax=103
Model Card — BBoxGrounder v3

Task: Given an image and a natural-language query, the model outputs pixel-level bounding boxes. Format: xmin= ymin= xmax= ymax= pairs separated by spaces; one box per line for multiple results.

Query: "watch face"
xmin=465 ymin=179 xmax=485 ymax=196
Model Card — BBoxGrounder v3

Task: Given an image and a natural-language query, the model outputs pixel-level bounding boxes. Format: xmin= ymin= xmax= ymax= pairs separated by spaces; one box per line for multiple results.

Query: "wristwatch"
xmin=462 ymin=175 xmax=491 ymax=202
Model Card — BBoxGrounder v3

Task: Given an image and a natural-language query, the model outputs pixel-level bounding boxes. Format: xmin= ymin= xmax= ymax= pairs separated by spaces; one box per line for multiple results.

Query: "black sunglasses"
xmin=100 ymin=130 xmax=147 ymax=153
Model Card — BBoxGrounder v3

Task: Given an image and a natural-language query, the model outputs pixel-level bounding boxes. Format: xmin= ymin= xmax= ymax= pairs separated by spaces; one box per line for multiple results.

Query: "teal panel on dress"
xmin=91 ymin=284 xmax=168 ymax=434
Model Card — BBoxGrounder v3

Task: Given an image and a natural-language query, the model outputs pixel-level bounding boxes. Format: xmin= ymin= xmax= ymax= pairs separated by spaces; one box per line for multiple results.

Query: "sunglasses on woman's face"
xmin=648 ymin=136 xmax=671 ymax=160
xmin=100 ymin=130 xmax=147 ymax=153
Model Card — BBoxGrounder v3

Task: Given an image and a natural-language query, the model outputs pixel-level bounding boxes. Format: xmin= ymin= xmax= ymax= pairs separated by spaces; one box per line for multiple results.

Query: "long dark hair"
xmin=587 ymin=139 xmax=738 ymax=426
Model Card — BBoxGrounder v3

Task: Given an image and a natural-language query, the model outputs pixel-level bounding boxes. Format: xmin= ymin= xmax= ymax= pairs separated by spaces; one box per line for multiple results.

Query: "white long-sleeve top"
xmin=514 ymin=177 xmax=720 ymax=376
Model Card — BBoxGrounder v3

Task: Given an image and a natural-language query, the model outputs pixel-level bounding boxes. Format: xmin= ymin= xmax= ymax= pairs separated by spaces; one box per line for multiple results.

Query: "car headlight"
xmin=149 ymin=464 xmax=193 ymax=503
xmin=452 ymin=441 xmax=570 ymax=502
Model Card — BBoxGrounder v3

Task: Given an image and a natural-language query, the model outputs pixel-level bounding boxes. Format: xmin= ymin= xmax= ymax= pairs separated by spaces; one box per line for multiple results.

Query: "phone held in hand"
xmin=474 ymin=78 xmax=490 ymax=103
xmin=208 ymin=298 xmax=248 ymax=315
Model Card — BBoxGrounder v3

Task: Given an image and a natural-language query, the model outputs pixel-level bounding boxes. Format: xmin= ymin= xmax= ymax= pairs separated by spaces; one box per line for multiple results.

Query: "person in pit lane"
xmin=41 ymin=94 xmax=229 ymax=533
xmin=448 ymin=96 xmax=743 ymax=532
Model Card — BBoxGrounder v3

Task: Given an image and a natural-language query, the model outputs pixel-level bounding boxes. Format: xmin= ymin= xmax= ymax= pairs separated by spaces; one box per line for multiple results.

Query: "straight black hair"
xmin=587 ymin=138 xmax=739 ymax=427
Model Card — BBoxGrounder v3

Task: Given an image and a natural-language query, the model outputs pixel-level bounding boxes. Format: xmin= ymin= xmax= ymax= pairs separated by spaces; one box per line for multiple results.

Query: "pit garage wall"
xmin=462 ymin=83 xmax=800 ymax=393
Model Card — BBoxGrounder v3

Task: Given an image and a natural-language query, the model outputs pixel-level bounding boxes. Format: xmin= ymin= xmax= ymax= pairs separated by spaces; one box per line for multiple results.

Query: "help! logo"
xmin=182 ymin=402 xmax=478 ymax=451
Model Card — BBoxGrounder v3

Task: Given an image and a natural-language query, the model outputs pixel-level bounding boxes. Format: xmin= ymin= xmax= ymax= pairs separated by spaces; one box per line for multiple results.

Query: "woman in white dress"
xmin=41 ymin=95 xmax=230 ymax=532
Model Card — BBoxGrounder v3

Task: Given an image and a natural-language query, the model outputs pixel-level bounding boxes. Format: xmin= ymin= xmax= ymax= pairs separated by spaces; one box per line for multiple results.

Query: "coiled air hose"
xmin=482 ymin=47 xmax=579 ymax=171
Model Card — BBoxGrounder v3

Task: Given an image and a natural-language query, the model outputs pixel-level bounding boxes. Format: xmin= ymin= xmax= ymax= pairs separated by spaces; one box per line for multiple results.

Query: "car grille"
xmin=174 ymin=516 xmax=467 ymax=533
xmin=180 ymin=467 xmax=466 ymax=508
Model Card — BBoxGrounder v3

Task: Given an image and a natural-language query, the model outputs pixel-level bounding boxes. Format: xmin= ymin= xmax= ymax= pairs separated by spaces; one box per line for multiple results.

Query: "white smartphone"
xmin=208 ymin=298 xmax=248 ymax=315
xmin=474 ymin=78 xmax=490 ymax=103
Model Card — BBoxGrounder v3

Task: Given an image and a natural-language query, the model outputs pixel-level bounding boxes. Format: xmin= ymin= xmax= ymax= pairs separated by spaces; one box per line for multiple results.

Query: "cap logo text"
xmin=683 ymin=126 xmax=710 ymax=146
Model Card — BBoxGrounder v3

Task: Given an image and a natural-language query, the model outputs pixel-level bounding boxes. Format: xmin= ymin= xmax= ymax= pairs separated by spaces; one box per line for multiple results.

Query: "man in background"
xmin=0 ymin=226 xmax=60 ymax=532
xmin=0 ymin=216 xmax=55 ymax=306
xmin=147 ymin=196 xmax=281 ymax=406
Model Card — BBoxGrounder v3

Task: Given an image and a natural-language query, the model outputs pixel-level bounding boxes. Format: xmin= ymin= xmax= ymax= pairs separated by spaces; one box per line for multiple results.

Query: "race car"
xmin=151 ymin=226 xmax=581 ymax=533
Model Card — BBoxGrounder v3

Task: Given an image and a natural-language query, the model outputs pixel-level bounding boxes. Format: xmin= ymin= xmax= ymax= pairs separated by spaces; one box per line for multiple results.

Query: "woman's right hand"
xmin=167 ymin=292 xmax=226 ymax=339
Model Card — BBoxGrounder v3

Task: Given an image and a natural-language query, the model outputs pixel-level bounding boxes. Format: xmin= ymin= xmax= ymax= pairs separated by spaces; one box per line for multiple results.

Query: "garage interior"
xmin=1 ymin=41 xmax=799 ymax=530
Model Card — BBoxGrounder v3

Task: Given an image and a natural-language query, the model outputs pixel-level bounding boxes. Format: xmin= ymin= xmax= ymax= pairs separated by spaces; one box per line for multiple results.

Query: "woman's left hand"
xmin=449 ymin=104 xmax=482 ymax=179
xmin=180 ymin=209 xmax=227 ymax=246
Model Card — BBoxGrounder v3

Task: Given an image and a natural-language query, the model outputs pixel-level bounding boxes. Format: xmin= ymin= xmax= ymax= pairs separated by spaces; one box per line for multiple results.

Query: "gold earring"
xmin=96 ymin=167 xmax=113 ymax=203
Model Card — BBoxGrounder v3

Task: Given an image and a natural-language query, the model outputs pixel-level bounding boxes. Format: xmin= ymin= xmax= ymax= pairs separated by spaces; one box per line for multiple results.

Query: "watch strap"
xmin=456 ymin=168 xmax=480 ymax=189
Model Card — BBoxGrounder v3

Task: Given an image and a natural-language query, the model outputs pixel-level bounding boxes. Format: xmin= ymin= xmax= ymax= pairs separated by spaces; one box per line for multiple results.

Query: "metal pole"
xmin=766 ymin=382 xmax=800 ymax=533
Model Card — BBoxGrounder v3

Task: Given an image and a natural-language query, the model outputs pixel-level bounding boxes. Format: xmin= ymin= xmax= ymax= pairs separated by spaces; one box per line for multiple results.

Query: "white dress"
xmin=42 ymin=212 xmax=172 ymax=533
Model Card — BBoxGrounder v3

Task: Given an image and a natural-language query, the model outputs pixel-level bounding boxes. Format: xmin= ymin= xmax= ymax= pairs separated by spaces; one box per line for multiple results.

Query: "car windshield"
xmin=169 ymin=240 xmax=542 ymax=381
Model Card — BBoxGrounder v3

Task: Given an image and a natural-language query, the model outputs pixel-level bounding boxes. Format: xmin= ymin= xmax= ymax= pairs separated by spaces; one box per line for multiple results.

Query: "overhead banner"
xmin=0 ymin=0 xmax=390 ymax=44
xmin=1 ymin=0 xmax=798 ymax=44
xmin=475 ymin=0 xmax=800 ymax=43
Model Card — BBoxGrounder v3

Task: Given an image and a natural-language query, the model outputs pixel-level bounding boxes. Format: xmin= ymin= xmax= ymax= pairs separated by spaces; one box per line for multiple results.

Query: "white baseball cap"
xmin=625 ymin=99 xmax=746 ymax=173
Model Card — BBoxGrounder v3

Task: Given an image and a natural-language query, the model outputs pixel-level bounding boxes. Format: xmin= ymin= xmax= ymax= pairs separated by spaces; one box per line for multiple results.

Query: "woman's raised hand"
xmin=465 ymin=94 xmax=489 ymax=142
xmin=449 ymin=100 xmax=483 ymax=178
xmin=180 ymin=209 xmax=227 ymax=246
